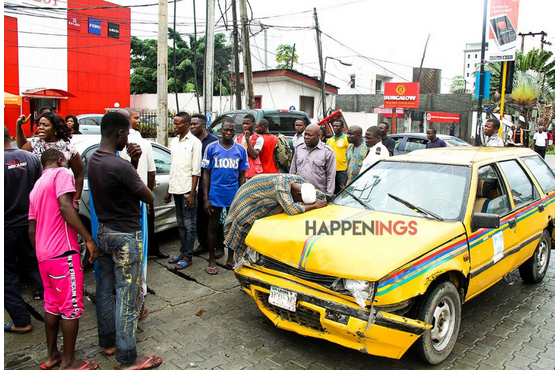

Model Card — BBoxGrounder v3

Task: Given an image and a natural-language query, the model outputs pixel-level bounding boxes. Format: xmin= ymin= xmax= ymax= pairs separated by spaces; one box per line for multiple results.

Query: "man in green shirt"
xmin=327 ymin=119 xmax=349 ymax=194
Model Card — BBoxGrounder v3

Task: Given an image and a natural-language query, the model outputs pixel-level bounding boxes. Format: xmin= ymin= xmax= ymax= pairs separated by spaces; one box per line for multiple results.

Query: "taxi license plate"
xmin=268 ymin=286 xmax=297 ymax=312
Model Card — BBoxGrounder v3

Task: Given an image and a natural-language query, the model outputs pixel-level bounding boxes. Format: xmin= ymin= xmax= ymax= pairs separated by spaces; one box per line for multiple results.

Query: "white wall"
xmin=7 ymin=0 xmax=68 ymax=93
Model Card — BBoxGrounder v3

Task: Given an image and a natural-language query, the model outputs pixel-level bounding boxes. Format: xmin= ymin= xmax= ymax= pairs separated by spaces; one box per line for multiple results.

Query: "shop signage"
xmin=68 ymin=13 xmax=81 ymax=31
xmin=426 ymin=112 xmax=460 ymax=123
xmin=383 ymin=82 xmax=420 ymax=109
xmin=88 ymin=17 xmax=101 ymax=35
xmin=108 ymin=22 xmax=120 ymax=39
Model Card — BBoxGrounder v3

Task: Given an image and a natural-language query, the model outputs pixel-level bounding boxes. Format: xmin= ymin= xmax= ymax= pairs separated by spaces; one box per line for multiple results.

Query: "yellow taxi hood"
xmin=245 ymin=205 xmax=467 ymax=281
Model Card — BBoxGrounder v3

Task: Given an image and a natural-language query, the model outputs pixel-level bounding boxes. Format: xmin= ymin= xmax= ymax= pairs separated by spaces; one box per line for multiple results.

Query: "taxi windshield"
xmin=333 ymin=161 xmax=471 ymax=221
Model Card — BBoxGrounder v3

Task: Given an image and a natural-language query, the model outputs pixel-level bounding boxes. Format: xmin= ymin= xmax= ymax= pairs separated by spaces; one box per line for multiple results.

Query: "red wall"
xmin=4 ymin=16 xmax=23 ymax=137
xmin=66 ymin=0 xmax=131 ymax=115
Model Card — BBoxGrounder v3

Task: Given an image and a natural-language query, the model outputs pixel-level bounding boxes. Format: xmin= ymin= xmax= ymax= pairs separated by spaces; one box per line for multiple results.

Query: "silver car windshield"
xmin=333 ymin=161 xmax=471 ymax=221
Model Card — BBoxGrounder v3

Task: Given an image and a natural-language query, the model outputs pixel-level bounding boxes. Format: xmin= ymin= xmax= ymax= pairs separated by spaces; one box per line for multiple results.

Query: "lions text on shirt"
xmin=202 ymin=141 xmax=249 ymax=207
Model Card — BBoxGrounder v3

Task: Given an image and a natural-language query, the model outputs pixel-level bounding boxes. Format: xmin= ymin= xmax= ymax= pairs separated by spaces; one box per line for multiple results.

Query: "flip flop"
xmin=75 ymin=360 xmax=99 ymax=370
xmin=168 ymin=256 xmax=182 ymax=264
xmin=206 ymin=266 xmax=219 ymax=275
xmin=139 ymin=308 xmax=149 ymax=320
xmin=39 ymin=357 xmax=62 ymax=370
xmin=116 ymin=355 xmax=162 ymax=370
xmin=4 ymin=321 xmax=32 ymax=334
xmin=175 ymin=260 xmax=192 ymax=270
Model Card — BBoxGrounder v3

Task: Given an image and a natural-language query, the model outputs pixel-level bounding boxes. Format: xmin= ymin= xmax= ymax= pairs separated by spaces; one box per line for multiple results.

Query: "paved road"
xmin=5 ymin=156 xmax=555 ymax=370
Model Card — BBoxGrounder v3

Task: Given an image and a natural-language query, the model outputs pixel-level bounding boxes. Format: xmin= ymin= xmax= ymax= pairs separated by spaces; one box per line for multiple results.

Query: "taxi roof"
xmin=385 ymin=146 xmax=538 ymax=166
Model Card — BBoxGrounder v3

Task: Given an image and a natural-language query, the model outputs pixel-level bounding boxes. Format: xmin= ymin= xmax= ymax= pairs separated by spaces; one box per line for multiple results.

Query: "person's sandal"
xmin=175 ymin=260 xmax=192 ymax=270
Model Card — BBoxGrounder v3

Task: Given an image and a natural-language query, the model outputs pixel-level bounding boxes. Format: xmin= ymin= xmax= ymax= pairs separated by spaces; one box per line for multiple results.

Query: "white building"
xmin=463 ymin=42 xmax=488 ymax=93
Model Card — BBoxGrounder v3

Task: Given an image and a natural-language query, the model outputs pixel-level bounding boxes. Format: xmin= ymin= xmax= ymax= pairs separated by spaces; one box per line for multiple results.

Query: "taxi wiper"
xmin=343 ymin=189 xmax=374 ymax=210
xmin=387 ymin=193 xmax=443 ymax=221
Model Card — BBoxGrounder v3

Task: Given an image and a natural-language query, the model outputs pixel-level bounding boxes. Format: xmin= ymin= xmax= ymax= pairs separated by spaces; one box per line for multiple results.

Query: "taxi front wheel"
xmin=519 ymin=230 xmax=551 ymax=284
xmin=415 ymin=281 xmax=461 ymax=365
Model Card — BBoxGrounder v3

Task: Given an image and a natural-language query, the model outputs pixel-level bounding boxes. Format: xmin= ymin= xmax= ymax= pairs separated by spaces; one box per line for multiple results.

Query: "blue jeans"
xmin=173 ymin=194 xmax=197 ymax=260
xmin=335 ymin=171 xmax=347 ymax=194
xmin=96 ymin=224 xmax=142 ymax=365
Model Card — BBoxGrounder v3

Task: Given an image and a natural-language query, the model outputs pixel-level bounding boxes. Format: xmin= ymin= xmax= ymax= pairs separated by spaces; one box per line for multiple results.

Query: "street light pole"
xmin=322 ymin=56 xmax=352 ymax=120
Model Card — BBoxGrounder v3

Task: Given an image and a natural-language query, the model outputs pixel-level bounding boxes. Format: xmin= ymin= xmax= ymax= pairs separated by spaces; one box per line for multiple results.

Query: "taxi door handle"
xmin=538 ymin=205 xmax=545 ymax=213
xmin=508 ymin=218 xmax=517 ymax=229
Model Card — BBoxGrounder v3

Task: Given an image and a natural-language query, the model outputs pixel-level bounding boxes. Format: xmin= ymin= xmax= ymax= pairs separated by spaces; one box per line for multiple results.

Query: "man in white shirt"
xmin=533 ymin=126 xmax=548 ymax=159
xmin=292 ymin=118 xmax=307 ymax=148
xmin=360 ymin=126 xmax=390 ymax=173
xmin=163 ymin=112 xmax=203 ymax=269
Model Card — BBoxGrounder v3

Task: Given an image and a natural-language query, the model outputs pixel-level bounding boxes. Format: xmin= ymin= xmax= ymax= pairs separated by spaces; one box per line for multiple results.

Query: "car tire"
xmin=415 ymin=281 xmax=461 ymax=365
xmin=519 ymin=230 xmax=551 ymax=284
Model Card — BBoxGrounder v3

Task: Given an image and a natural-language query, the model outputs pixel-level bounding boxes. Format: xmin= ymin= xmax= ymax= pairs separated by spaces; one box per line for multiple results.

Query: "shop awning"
xmin=4 ymin=92 xmax=22 ymax=106
xmin=373 ymin=105 xmax=404 ymax=118
xmin=22 ymin=88 xmax=75 ymax=99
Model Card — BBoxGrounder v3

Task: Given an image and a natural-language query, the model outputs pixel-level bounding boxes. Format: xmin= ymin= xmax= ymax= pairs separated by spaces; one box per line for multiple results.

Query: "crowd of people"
xmin=5 ymin=107 xmax=552 ymax=369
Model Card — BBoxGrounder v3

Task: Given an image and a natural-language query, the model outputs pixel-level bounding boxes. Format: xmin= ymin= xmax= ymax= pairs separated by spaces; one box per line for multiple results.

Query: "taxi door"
xmin=466 ymin=163 xmax=518 ymax=299
xmin=497 ymin=159 xmax=546 ymax=269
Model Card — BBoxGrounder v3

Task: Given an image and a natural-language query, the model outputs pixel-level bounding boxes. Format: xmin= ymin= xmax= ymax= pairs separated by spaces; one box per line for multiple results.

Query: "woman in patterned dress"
xmin=16 ymin=112 xmax=85 ymax=207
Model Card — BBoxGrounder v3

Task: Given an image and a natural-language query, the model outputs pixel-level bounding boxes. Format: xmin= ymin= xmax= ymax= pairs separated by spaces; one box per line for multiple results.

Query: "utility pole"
xmin=290 ymin=43 xmax=296 ymax=69
xmin=240 ymin=0 xmax=255 ymax=109
xmin=232 ymin=0 xmax=242 ymax=109
xmin=476 ymin=0 xmax=488 ymax=146
xmin=314 ymin=8 xmax=326 ymax=119
xmin=519 ymin=31 xmax=549 ymax=52
xmin=156 ymin=0 xmax=168 ymax=146
xmin=204 ymin=0 xmax=215 ymax=115
xmin=262 ymin=23 xmax=268 ymax=70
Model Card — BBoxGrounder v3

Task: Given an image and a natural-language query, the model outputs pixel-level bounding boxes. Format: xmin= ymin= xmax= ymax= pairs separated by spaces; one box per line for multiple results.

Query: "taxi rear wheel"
xmin=519 ymin=230 xmax=551 ymax=284
xmin=415 ymin=281 xmax=461 ymax=365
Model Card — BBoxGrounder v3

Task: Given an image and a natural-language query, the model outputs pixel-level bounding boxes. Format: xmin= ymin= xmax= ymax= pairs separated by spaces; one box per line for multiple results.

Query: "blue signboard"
xmin=474 ymin=71 xmax=491 ymax=100
xmin=289 ymin=106 xmax=296 ymax=111
xmin=206 ymin=112 xmax=212 ymax=125
xmin=88 ymin=17 xmax=101 ymax=35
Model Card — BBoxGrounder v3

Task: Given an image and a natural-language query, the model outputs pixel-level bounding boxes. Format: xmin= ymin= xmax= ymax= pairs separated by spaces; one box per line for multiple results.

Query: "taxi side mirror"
xmin=471 ymin=213 xmax=500 ymax=232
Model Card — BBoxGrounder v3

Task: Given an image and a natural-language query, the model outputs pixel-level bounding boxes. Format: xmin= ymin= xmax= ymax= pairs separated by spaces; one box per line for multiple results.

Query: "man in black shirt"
xmin=4 ymin=125 xmax=44 ymax=334
xmin=379 ymin=122 xmax=396 ymax=156
xmin=88 ymin=112 xmax=162 ymax=370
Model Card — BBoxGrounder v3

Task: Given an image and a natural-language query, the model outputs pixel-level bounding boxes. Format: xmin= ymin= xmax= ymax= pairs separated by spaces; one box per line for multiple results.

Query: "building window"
xmin=300 ymin=96 xmax=314 ymax=118
xmin=468 ymin=54 xmax=471 ymax=59
xmin=475 ymin=53 xmax=478 ymax=58
xmin=467 ymin=73 xmax=470 ymax=77
xmin=467 ymin=63 xmax=470 ymax=68
xmin=375 ymin=80 xmax=382 ymax=93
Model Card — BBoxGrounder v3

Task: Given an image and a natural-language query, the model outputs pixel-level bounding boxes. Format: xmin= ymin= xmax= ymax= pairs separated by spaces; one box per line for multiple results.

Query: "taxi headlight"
xmin=332 ymin=279 xmax=374 ymax=309
xmin=244 ymin=247 xmax=261 ymax=265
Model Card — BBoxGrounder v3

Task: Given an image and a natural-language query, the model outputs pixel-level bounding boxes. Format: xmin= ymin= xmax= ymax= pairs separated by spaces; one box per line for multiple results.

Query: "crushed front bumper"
xmin=235 ymin=268 xmax=430 ymax=360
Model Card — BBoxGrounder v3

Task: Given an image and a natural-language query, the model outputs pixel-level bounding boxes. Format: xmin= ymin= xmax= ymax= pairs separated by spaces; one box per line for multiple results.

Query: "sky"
xmin=116 ymin=0 xmax=555 ymax=93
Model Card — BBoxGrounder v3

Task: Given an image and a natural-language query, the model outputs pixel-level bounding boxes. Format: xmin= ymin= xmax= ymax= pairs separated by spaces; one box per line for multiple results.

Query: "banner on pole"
xmin=487 ymin=0 xmax=520 ymax=62
xmin=475 ymin=71 xmax=491 ymax=99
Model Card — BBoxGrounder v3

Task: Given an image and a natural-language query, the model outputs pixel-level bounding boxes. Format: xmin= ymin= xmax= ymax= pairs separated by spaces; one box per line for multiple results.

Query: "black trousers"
xmin=535 ymin=146 xmax=546 ymax=159
xmin=146 ymin=204 xmax=161 ymax=255
xmin=196 ymin=191 xmax=224 ymax=248
xmin=4 ymin=228 xmax=44 ymax=327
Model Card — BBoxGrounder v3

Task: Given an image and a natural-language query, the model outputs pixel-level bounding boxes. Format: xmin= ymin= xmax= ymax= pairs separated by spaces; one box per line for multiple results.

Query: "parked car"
xmin=389 ymin=133 xmax=471 ymax=155
xmin=233 ymin=147 xmax=553 ymax=364
xmin=71 ymin=135 xmax=176 ymax=264
xmin=76 ymin=114 xmax=103 ymax=134
xmin=207 ymin=109 xmax=311 ymax=139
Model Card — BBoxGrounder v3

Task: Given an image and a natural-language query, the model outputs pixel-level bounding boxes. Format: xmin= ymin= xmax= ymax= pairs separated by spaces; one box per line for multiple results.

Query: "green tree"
xmin=449 ymin=75 xmax=467 ymax=94
xmin=275 ymin=44 xmax=298 ymax=70
xmin=130 ymin=28 xmax=233 ymax=95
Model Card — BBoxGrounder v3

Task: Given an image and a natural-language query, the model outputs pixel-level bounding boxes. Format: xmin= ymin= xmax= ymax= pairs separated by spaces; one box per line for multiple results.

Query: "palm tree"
xmin=449 ymin=75 xmax=467 ymax=94
xmin=506 ymin=71 xmax=541 ymax=129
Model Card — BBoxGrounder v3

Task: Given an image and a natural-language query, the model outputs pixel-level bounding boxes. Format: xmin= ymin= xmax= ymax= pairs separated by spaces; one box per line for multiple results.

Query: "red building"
xmin=4 ymin=0 xmax=131 ymax=136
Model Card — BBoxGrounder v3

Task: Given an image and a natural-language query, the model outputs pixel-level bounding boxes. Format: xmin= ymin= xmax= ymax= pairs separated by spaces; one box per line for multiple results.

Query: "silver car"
xmin=71 ymin=136 xmax=176 ymax=263
xmin=76 ymin=114 xmax=103 ymax=135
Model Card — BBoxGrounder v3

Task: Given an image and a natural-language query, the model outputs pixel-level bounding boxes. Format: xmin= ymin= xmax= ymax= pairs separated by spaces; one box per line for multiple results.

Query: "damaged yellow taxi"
xmin=234 ymin=147 xmax=553 ymax=364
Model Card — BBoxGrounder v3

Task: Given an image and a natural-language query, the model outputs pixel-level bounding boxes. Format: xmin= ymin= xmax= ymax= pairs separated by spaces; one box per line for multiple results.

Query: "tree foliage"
xmin=449 ymin=75 xmax=467 ymax=94
xmin=275 ymin=44 xmax=299 ymax=70
xmin=130 ymin=28 xmax=233 ymax=95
